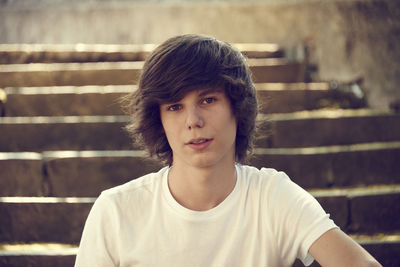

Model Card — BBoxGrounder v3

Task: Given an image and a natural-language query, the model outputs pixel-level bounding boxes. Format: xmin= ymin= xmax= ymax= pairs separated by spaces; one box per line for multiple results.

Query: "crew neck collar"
xmin=161 ymin=164 xmax=241 ymax=220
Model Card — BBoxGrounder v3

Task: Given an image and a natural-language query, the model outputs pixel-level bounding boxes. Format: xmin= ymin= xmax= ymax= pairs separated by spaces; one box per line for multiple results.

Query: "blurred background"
xmin=0 ymin=0 xmax=399 ymax=266
xmin=1 ymin=0 xmax=400 ymax=108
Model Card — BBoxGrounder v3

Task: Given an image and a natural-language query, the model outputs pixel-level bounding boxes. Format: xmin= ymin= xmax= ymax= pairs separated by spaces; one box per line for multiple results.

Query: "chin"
xmin=188 ymin=154 xmax=234 ymax=169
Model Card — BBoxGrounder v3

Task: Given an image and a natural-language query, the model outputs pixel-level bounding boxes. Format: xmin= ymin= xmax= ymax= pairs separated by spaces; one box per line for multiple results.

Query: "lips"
xmin=187 ymin=138 xmax=210 ymax=145
xmin=186 ymin=138 xmax=213 ymax=150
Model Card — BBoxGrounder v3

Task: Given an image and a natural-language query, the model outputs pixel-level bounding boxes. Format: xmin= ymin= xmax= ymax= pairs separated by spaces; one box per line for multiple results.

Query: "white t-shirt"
xmin=75 ymin=164 xmax=337 ymax=267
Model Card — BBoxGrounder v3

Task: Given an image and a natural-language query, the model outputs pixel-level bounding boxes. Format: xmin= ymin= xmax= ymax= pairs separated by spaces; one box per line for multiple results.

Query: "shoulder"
xmin=237 ymin=164 xmax=291 ymax=189
xmin=238 ymin=164 xmax=288 ymax=178
xmin=237 ymin=164 xmax=316 ymax=210
xmin=97 ymin=166 xmax=168 ymax=205
xmin=80 ymin=167 xmax=169 ymax=241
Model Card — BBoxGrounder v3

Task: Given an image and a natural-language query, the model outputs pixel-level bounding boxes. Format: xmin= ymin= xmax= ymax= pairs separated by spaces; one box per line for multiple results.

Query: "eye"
xmin=167 ymin=104 xmax=182 ymax=111
xmin=202 ymin=97 xmax=216 ymax=104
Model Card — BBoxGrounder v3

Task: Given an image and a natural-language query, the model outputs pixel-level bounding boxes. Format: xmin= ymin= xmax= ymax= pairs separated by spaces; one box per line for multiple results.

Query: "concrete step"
xmin=1 ymin=236 xmax=398 ymax=267
xmin=0 ymin=255 xmax=75 ymax=267
xmin=1 ymin=187 xmax=399 ymax=243
xmin=259 ymin=109 xmax=400 ymax=148
xmin=0 ymin=153 xmax=44 ymax=197
xmin=1 ymin=110 xmax=399 ymax=152
xmin=0 ymin=198 xmax=93 ymax=244
xmin=248 ymin=58 xmax=306 ymax=83
xmin=0 ymin=151 xmax=163 ymax=197
xmin=0 ymin=116 xmax=131 ymax=152
xmin=0 ymin=88 xmax=5 ymax=117
xmin=1 ymin=143 xmax=399 ymax=197
xmin=0 ymin=44 xmax=157 ymax=64
xmin=0 ymin=61 xmax=143 ymax=87
xmin=253 ymin=142 xmax=400 ymax=188
xmin=2 ymin=86 xmax=126 ymax=117
xmin=0 ymin=43 xmax=284 ymax=64
xmin=311 ymin=186 xmax=400 ymax=233
xmin=0 ymin=59 xmax=306 ymax=87
xmin=256 ymin=82 xmax=366 ymax=113
xmin=1 ymin=83 xmax=365 ymax=116
xmin=0 ymin=249 xmax=76 ymax=267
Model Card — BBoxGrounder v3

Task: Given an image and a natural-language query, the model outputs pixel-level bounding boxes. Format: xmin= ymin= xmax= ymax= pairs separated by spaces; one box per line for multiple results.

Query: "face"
xmin=160 ymin=88 xmax=237 ymax=169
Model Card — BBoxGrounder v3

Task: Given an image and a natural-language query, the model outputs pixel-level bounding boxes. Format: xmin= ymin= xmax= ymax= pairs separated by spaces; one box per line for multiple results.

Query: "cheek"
xmin=160 ymin=112 xmax=172 ymax=132
xmin=161 ymin=120 xmax=178 ymax=145
xmin=218 ymin=112 xmax=237 ymax=139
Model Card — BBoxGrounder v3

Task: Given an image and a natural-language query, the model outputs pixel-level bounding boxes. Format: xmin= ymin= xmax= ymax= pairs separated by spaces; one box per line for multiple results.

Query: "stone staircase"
xmin=0 ymin=44 xmax=399 ymax=266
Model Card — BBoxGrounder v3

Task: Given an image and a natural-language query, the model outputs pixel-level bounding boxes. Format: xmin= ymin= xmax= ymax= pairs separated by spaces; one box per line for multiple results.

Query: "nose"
xmin=186 ymin=106 xmax=204 ymax=130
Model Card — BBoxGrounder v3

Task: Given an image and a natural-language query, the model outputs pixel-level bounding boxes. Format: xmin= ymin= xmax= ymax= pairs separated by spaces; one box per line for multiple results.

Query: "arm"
xmin=309 ymin=228 xmax=381 ymax=267
xmin=75 ymin=194 xmax=119 ymax=267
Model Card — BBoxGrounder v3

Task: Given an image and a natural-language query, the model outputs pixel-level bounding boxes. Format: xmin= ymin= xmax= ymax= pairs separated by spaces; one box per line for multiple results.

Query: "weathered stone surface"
xmin=0 ymin=103 xmax=4 ymax=117
xmin=0 ymin=122 xmax=133 ymax=152
xmin=3 ymin=113 xmax=400 ymax=152
xmin=267 ymin=114 xmax=400 ymax=148
xmin=349 ymin=192 xmax=400 ymax=234
xmin=1 ymin=1 xmax=399 ymax=108
xmin=0 ymin=60 xmax=305 ymax=87
xmin=0 ymin=43 xmax=283 ymax=64
xmin=258 ymin=89 xmax=326 ymax=114
xmin=250 ymin=148 xmax=400 ymax=188
xmin=45 ymin=156 xmax=164 ymax=197
xmin=0 ymin=196 xmax=346 ymax=244
xmin=316 ymin=196 xmax=348 ymax=230
xmin=0 ymin=255 xmax=76 ymax=267
xmin=0 ymin=64 xmax=142 ymax=87
xmin=0 ymin=88 xmax=5 ymax=116
xmin=3 ymin=85 xmax=366 ymax=116
xmin=362 ymin=241 xmax=400 ymax=267
xmin=0 ymin=49 xmax=151 ymax=64
xmin=4 ymin=92 xmax=126 ymax=116
xmin=39 ymin=147 xmax=400 ymax=196
xmin=2 ymin=147 xmax=396 ymax=197
xmin=250 ymin=61 xmax=306 ymax=83
xmin=257 ymin=88 xmax=366 ymax=114
xmin=0 ymin=202 xmax=92 ymax=243
xmin=0 ymin=159 xmax=43 ymax=196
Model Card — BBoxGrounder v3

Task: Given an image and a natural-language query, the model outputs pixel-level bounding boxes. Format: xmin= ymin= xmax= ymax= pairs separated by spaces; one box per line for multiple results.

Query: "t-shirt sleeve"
xmin=261 ymin=168 xmax=338 ymax=266
xmin=75 ymin=193 xmax=120 ymax=267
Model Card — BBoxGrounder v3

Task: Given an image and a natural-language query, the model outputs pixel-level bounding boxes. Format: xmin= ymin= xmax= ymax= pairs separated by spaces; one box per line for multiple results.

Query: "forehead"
xmin=196 ymin=87 xmax=225 ymax=97
xmin=161 ymin=86 xmax=225 ymax=104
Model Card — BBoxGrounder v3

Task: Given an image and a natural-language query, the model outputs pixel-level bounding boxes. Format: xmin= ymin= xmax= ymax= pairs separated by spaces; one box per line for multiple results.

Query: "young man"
xmin=75 ymin=34 xmax=381 ymax=266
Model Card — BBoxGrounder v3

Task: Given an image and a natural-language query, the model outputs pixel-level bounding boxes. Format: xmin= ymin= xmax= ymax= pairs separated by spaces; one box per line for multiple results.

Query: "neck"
xmin=167 ymin=161 xmax=237 ymax=211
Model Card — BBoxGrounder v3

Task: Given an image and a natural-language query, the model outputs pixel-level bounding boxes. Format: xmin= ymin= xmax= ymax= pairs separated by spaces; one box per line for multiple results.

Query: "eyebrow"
xmin=198 ymin=88 xmax=223 ymax=97
xmin=160 ymin=87 xmax=224 ymax=106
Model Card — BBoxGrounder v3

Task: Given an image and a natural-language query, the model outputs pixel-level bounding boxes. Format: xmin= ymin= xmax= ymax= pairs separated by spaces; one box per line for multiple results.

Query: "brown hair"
xmin=124 ymin=34 xmax=258 ymax=165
